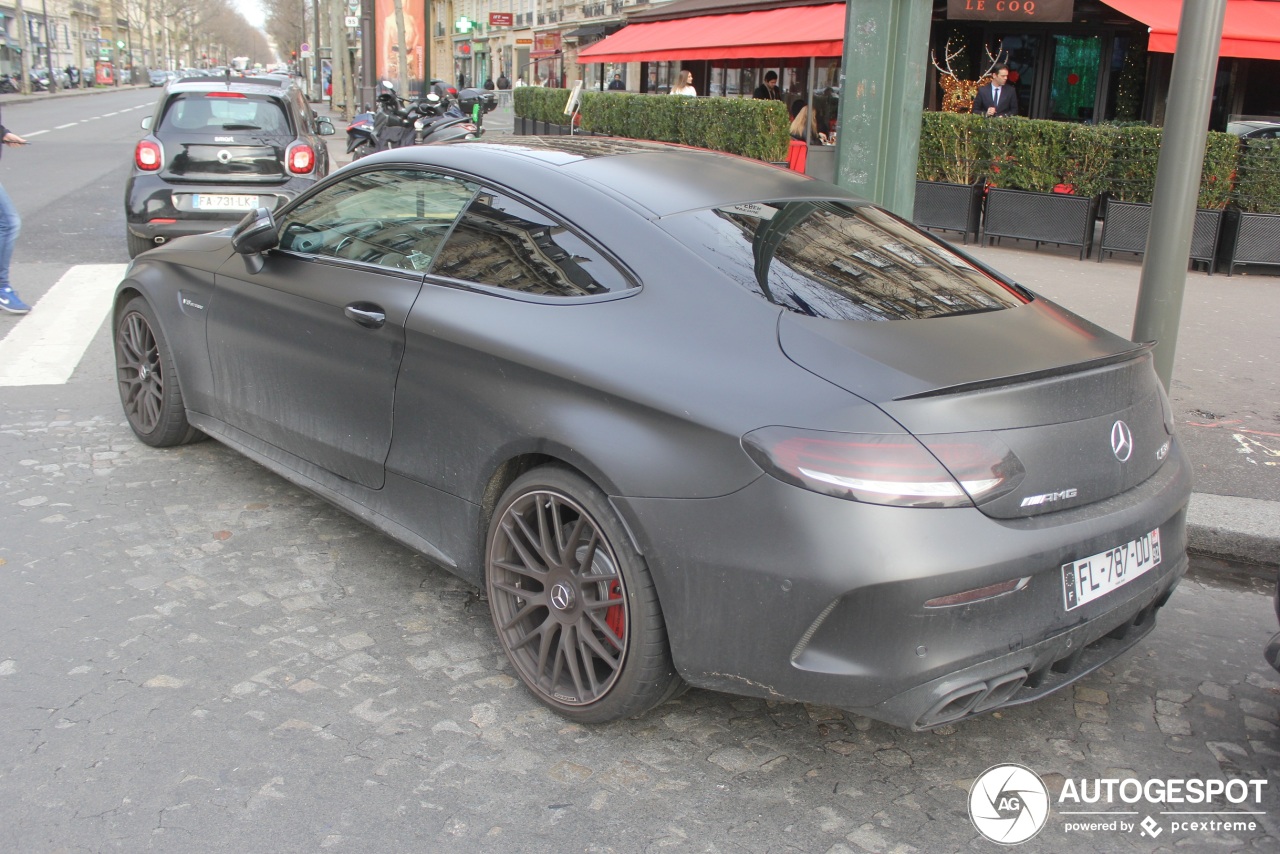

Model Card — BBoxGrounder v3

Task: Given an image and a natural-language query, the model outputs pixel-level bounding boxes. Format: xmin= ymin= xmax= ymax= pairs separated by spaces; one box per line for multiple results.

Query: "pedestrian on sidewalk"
xmin=972 ymin=64 xmax=1018 ymax=117
xmin=0 ymin=104 xmax=29 ymax=314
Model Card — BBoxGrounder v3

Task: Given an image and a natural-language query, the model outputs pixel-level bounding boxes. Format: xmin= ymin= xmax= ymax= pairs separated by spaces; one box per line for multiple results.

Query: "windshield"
xmin=160 ymin=94 xmax=291 ymax=134
xmin=666 ymin=201 xmax=1028 ymax=321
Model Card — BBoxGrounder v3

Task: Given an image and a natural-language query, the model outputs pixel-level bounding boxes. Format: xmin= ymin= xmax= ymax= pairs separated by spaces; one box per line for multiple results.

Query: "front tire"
xmin=486 ymin=467 xmax=681 ymax=723
xmin=114 ymin=296 xmax=204 ymax=447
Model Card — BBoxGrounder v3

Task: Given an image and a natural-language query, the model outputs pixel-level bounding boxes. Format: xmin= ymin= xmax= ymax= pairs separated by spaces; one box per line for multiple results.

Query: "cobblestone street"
xmin=2 ymin=340 xmax=1278 ymax=852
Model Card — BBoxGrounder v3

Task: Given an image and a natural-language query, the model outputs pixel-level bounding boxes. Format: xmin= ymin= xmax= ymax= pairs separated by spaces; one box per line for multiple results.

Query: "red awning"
xmin=576 ymin=3 xmax=845 ymax=64
xmin=1103 ymin=0 xmax=1280 ymax=60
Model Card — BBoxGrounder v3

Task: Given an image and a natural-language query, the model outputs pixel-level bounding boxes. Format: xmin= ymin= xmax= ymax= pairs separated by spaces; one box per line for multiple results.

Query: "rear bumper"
xmin=125 ymin=176 xmax=315 ymax=243
xmin=615 ymin=442 xmax=1191 ymax=729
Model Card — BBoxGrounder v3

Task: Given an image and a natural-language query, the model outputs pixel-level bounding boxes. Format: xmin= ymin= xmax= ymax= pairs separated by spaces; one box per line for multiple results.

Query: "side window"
xmin=429 ymin=191 xmax=633 ymax=297
xmin=277 ymin=168 xmax=478 ymax=272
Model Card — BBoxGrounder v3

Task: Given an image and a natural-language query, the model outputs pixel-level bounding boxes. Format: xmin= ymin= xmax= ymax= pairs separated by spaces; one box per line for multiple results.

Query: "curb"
xmin=1188 ymin=493 xmax=1280 ymax=569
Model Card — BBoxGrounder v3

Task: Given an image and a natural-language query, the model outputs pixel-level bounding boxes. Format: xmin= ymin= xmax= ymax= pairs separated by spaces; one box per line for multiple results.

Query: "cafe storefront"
xmin=579 ymin=0 xmax=1280 ymax=131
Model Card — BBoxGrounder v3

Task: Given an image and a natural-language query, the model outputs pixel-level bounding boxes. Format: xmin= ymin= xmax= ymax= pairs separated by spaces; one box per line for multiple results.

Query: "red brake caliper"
xmin=605 ymin=580 xmax=625 ymax=641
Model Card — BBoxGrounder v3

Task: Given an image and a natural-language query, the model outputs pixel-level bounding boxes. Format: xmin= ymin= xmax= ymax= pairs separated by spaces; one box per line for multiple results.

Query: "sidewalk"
xmin=329 ymin=99 xmax=1280 ymax=570
xmin=0 ymin=82 xmax=153 ymax=102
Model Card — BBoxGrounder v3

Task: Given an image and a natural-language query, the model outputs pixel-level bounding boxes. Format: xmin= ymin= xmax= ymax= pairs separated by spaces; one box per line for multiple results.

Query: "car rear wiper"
xmin=220 ymin=123 xmax=262 ymax=130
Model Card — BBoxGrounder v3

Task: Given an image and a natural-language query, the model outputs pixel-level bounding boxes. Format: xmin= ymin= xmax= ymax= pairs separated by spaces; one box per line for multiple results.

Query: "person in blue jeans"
xmin=0 ymin=105 xmax=30 ymax=314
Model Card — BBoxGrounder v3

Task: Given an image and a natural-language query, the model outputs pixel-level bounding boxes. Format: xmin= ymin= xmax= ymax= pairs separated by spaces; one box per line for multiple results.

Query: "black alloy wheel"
xmin=486 ymin=467 xmax=681 ymax=722
xmin=114 ymin=296 xmax=204 ymax=447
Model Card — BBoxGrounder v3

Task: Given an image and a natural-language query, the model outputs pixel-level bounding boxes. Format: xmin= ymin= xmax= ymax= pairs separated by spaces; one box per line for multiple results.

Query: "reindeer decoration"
xmin=931 ymin=40 xmax=1009 ymax=114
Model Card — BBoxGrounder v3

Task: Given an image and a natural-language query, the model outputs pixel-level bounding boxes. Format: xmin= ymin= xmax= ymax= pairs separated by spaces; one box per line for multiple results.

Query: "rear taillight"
xmin=742 ymin=427 xmax=1023 ymax=508
xmin=287 ymin=143 xmax=315 ymax=174
xmin=135 ymin=140 xmax=162 ymax=171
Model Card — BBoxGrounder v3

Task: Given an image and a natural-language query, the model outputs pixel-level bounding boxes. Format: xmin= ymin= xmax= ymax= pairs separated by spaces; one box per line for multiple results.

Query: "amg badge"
xmin=1021 ymin=488 xmax=1079 ymax=508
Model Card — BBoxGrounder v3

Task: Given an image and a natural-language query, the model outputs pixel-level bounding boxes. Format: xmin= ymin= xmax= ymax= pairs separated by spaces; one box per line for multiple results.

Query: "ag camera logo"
xmin=969 ymin=763 xmax=1050 ymax=845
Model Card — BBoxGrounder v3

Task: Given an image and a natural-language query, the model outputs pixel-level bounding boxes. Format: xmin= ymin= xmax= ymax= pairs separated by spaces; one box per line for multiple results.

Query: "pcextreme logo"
xmin=968 ymin=764 xmax=1270 ymax=845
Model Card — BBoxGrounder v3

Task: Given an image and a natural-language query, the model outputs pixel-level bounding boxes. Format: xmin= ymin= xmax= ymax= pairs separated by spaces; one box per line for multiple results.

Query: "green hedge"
xmin=1234 ymin=139 xmax=1280 ymax=213
xmin=514 ymin=91 xmax=1280 ymax=213
xmin=916 ymin=113 xmax=1257 ymax=210
xmin=514 ymin=88 xmax=790 ymax=162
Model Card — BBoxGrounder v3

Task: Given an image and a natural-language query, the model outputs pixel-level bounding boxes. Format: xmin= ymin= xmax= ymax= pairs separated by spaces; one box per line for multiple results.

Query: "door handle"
xmin=344 ymin=303 xmax=386 ymax=329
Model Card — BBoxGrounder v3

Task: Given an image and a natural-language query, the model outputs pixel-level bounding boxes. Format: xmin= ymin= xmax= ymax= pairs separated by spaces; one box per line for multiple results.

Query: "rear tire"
xmin=126 ymin=231 xmax=153 ymax=259
xmin=485 ymin=466 xmax=682 ymax=723
xmin=114 ymin=296 xmax=205 ymax=447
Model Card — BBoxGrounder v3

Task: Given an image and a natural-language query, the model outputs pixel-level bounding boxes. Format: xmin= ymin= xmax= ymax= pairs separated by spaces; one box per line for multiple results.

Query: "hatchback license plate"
xmin=1062 ymin=529 xmax=1161 ymax=611
xmin=193 ymin=194 xmax=258 ymax=211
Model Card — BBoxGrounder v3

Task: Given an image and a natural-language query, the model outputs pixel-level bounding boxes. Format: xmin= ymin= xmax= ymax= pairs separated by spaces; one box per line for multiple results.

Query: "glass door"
xmin=1049 ymin=35 xmax=1102 ymax=122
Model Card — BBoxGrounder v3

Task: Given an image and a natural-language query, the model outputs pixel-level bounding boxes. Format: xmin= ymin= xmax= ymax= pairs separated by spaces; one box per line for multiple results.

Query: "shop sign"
xmin=948 ymin=0 xmax=1073 ymax=22
xmin=489 ymin=12 xmax=512 ymax=27
xmin=516 ymin=38 xmax=532 ymax=45
xmin=534 ymin=32 xmax=561 ymax=54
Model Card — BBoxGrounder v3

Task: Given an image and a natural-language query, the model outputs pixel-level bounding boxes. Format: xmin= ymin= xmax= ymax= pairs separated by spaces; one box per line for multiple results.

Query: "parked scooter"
xmin=368 ymin=81 xmax=419 ymax=153
xmin=346 ymin=107 xmax=376 ymax=158
xmin=0 ymin=74 xmax=18 ymax=94
xmin=414 ymin=88 xmax=497 ymax=144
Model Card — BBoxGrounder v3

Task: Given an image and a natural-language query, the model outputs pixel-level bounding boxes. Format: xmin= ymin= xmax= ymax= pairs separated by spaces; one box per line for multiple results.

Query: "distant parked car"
xmin=148 ymin=69 xmax=170 ymax=87
xmin=125 ymin=74 xmax=336 ymax=257
xmin=1227 ymin=120 xmax=1280 ymax=140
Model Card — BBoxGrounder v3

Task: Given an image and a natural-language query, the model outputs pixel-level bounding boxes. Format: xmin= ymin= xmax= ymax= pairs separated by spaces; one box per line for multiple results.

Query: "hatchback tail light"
xmin=135 ymin=139 xmax=162 ymax=171
xmin=287 ymin=143 xmax=315 ymax=174
xmin=742 ymin=427 xmax=1023 ymax=508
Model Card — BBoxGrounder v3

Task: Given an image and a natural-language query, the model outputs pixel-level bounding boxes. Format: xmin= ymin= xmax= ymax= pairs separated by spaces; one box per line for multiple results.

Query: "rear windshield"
xmin=666 ymin=201 xmax=1028 ymax=321
xmin=159 ymin=93 xmax=291 ymax=135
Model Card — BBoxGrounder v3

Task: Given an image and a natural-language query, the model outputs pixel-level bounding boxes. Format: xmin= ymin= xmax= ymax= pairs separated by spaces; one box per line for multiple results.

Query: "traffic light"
xmin=291 ymin=50 xmax=297 ymax=60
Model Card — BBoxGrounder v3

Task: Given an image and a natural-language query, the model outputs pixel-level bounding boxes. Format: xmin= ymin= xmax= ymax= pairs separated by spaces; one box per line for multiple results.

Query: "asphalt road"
xmin=0 ymin=89 xmax=1277 ymax=852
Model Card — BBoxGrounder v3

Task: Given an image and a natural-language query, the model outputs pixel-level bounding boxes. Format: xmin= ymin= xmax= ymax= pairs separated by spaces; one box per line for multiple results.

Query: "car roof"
xmin=1228 ymin=120 xmax=1280 ymax=134
xmin=371 ymin=137 xmax=864 ymax=218
xmin=168 ymin=78 xmax=290 ymax=96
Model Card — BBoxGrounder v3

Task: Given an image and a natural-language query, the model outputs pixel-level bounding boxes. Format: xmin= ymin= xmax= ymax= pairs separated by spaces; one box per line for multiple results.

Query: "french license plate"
xmin=1061 ymin=529 xmax=1161 ymax=611
xmin=192 ymin=194 xmax=258 ymax=211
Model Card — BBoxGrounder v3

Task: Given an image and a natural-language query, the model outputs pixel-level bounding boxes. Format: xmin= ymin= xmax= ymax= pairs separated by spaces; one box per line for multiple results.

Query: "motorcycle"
xmin=0 ymin=75 xmax=18 ymax=94
xmin=414 ymin=88 xmax=497 ymax=145
xmin=367 ymin=81 xmax=420 ymax=154
xmin=345 ymin=107 xmax=376 ymax=158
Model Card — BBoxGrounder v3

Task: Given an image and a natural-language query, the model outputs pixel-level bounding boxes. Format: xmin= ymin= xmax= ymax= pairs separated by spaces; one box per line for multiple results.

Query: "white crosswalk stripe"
xmin=0 ymin=264 xmax=127 ymax=386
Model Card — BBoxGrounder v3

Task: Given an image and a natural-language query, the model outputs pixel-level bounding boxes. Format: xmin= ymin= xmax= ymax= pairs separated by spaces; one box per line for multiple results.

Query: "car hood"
xmin=778 ymin=298 xmax=1174 ymax=519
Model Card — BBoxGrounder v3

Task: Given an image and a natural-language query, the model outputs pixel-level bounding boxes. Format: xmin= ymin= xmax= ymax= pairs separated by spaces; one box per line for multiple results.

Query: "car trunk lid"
xmin=778 ymin=299 xmax=1174 ymax=519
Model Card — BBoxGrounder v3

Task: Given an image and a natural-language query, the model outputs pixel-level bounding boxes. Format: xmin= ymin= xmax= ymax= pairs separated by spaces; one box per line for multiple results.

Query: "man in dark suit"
xmin=972 ymin=64 xmax=1018 ymax=117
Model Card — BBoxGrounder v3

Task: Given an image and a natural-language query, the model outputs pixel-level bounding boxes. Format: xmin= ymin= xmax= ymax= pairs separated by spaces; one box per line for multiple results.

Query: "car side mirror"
xmin=141 ymin=116 xmax=152 ymax=130
xmin=231 ymin=207 xmax=279 ymax=271
xmin=316 ymin=117 xmax=336 ymax=136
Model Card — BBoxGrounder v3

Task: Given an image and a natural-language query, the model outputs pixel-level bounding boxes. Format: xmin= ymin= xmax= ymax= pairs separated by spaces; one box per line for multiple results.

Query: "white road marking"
xmin=25 ymin=129 xmax=48 ymax=137
xmin=55 ymin=122 xmax=78 ymax=129
xmin=103 ymin=111 xmax=119 ymax=116
xmin=0 ymin=264 xmax=127 ymax=386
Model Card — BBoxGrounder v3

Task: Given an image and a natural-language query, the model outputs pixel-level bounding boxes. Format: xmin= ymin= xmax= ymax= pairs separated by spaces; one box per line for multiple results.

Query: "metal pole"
xmin=1132 ymin=0 xmax=1227 ymax=390
xmin=314 ymin=0 xmax=322 ymax=99
xmin=39 ymin=0 xmax=53 ymax=89
xmin=422 ymin=0 xmax=432 ymax=86
xmin=833 ymin=0 xmax=931 ymax=215
xmin=360 ymin=0 xmax=375 ymax=108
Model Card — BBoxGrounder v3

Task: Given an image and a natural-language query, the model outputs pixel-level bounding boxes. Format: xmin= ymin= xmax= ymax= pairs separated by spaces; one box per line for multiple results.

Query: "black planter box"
xmin=984 ymin=187 xmax=1099 ymax=260
xmin=1220 ymin=208 xmax=1280 ymax=275
xmin=1097 ymin=200 xmax=1223 ymax=273
xmin=914 ymin=180 xmax=984 ymax=244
